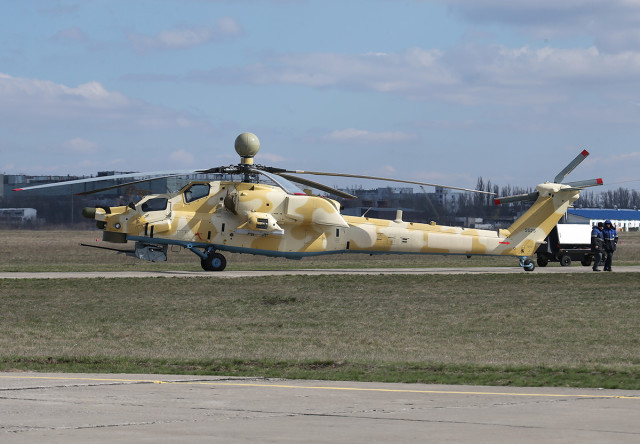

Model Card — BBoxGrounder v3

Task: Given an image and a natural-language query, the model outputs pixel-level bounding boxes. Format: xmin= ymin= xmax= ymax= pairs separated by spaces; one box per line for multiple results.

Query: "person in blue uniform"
xmin=602 ymin=220 xmax=618 ymax=271
xmin=590 ymin=222 xmax=604 ymax=271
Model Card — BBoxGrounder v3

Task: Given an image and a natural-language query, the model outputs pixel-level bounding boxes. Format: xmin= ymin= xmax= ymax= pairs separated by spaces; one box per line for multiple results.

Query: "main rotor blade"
xmin=554 ymin=149 xmax=589 ymax=183
xmin=12 ymin=170 xmax=199 ymax=193
xmin=276 ymin=173 xmax=357 ymax=199
xmin=75 ymin=175 xmax=185 ymax=195
xmin=196 ymin=165 xmax=241 ymax=174
xmin=281 ymin=170 xmax=495 ymax=195
xmin=494 ymin=191 xmax=539 ymax=206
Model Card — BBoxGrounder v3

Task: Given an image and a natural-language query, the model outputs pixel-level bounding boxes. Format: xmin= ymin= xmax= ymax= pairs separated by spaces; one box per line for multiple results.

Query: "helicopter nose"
xmin=82 ymin=207 xmax=96 ymax=219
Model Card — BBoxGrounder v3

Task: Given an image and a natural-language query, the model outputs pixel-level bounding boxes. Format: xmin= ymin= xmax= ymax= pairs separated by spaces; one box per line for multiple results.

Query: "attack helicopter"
xmin=14 ymin=133 xmax=603 ymax=271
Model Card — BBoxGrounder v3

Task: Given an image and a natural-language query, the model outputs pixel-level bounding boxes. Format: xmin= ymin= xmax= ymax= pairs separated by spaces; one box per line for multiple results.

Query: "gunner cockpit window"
xmin=141 ymin=197 xmax=168 ymax=212
xmin=184 ymin=183 xmax=210 ymax=203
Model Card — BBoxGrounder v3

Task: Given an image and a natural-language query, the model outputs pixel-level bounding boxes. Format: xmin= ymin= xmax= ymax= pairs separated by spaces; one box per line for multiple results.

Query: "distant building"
xmin=0 ymin=208 xmax=37 ymax=225
xmin=566 ymin=208 xmax=640 ymax=231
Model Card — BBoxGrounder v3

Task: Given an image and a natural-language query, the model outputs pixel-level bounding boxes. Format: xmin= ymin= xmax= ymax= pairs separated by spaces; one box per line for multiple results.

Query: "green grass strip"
xmin=3 ymin=357 xmax=640 ymax=390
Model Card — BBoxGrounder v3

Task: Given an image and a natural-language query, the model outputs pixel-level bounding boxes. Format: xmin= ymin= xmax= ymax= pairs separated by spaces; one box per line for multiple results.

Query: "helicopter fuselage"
xmin=87 ymin=178 xmax=576 ymax=270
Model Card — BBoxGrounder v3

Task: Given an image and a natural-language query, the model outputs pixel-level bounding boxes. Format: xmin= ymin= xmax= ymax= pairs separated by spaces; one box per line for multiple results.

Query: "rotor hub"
xmin=235 ymin=132 xmax=260 ymax=165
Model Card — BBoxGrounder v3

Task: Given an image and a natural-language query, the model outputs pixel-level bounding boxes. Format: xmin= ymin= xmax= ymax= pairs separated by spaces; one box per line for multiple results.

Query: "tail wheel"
xmin=201 ymin=252 xmax=227 ymax=271
xmin=523 ymin=259 xmax=535 ymax=272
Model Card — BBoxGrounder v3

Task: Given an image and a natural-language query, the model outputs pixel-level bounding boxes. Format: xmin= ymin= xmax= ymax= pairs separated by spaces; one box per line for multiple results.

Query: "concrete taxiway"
xmin=1 ymin=265 xmax=640 ymax=279
xmin=1 ymin=373 xmax=639 ymax=443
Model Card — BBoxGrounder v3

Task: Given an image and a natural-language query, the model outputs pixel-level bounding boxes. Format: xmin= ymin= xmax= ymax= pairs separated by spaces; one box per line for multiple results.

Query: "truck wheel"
xmin=537 ymin=257 xmax=549 ymax=267
xmin=560 ymin=255 xmax=571 ymax=267
xmin=581 ymin=257 xmax=592 ymax=267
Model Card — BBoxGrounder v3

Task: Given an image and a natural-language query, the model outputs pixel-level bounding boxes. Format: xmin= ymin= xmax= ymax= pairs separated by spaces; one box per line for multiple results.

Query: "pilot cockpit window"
xmin=141 ymin=197 xmax=168 ymax=212
xmin=184 ymin=183 xmax=210 ymax=203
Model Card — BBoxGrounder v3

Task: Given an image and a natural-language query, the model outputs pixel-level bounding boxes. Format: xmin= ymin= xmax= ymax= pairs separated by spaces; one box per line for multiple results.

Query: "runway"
xmin=2 ymin=372 xmax=639 ymax=443
xmin=2 ymin=265 xmax=640 ymax=279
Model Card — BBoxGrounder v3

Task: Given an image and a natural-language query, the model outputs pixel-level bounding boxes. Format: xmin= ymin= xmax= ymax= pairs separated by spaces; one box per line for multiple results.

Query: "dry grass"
xmin=1 ymin=274 xmax=638 ymax=368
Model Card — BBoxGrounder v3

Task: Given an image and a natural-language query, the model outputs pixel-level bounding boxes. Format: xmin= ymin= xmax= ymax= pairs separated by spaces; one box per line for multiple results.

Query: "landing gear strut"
xmin=201 ymin=252 xmax=227 ymax=271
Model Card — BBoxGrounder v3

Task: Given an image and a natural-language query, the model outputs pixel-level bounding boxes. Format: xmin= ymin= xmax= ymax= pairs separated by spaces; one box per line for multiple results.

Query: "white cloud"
xmin=323 ymin=128 xmax=417 ymax=144
xmin=128 ymin=18 xmax=242 ymax=53
xmin=216 ymin=17 xmax=243 ymax=36
xmin=169 ymin=149 xmax=195 ymax=166
xmin=257 ymin=152 xmax=286 ymax=163
xmin=0 ymin=73 xmax=128 ymax=110
xmin=434 ymin=0 xmax=640 ymax=52
xmin=194 ymin=49 xmax=454 ymax=95
xmin=50 ymin=26 xmax=89 ymax=43
xmin=60 ymin=137 xmax=99 ymax=154
xmin=0 ymin=72 xmax=203 ymax=130
xmin=194 ymin=44 xmax=640 ymax=106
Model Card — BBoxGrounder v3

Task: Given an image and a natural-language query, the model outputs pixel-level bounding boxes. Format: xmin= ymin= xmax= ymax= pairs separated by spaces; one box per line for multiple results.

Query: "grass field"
xmin=1 ymin=229 xmax=639 ymax=388
xmin=1 ymin=229 xmax=639 ymax=271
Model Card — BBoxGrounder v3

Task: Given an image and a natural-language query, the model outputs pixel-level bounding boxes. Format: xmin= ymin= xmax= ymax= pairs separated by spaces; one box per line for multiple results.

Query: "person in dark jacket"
xmin=602 ymin=220 xmax=618 ymax=271
xmin=591 ymin=222 xmax=604 ymax=271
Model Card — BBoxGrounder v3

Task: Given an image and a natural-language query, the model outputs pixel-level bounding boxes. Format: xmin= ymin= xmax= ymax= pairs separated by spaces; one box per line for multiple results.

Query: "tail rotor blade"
xmin=563 ymin=178 xmax=604 ymax=189
xmin=554 ymin=149 xmax=589 ymax=183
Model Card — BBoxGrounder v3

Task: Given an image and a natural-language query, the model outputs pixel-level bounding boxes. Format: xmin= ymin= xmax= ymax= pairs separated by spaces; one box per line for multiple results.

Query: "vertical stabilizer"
xmin=501 ymin=183 xmax=580 ymax=256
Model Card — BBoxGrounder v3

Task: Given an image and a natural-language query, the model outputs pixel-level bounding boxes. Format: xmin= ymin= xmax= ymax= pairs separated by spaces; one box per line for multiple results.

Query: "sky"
xmin=2 ymin=0 xmax=640 ymax=194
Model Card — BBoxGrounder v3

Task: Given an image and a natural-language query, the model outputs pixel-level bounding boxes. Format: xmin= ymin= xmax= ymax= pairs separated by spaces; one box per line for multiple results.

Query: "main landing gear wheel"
xmin=201 ymin=252 xmax=227 ymax=271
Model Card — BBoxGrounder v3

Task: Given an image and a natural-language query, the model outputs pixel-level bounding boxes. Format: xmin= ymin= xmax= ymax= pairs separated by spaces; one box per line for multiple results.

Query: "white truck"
xmin=535 ymin=224 xmax=594 ymax=267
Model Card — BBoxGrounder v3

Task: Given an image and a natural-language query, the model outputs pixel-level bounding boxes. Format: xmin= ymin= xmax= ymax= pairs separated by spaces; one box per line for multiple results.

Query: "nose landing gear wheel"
xmin=201 ymin=252 xmax=227 ymax=271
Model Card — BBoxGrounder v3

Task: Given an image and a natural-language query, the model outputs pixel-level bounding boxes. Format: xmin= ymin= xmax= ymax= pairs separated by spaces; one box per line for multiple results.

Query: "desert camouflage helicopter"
xmin=15 ymin=133 xmax=603 ymax=271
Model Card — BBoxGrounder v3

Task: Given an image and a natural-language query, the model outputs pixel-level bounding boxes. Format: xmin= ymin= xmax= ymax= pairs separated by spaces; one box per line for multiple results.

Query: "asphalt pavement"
xmin=2 ymin=373 xmax=640 ymax=443
xmin=1 ymin=265 xmax=640 ymax=279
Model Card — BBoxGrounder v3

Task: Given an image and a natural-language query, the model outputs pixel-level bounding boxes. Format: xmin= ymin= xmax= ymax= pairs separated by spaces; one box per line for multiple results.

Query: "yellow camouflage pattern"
xmin=92 ymin=179 xmax=579 ymax=267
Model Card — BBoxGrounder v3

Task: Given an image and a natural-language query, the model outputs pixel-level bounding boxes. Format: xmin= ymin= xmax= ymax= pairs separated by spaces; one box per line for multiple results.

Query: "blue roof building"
xmin=567 ymin=208 xmax=640 ymax=231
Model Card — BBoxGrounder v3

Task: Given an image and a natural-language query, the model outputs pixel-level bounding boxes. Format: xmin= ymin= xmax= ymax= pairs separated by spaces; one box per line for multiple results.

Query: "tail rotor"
xmin=494 ymin=149 xmax=603 ymax=205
